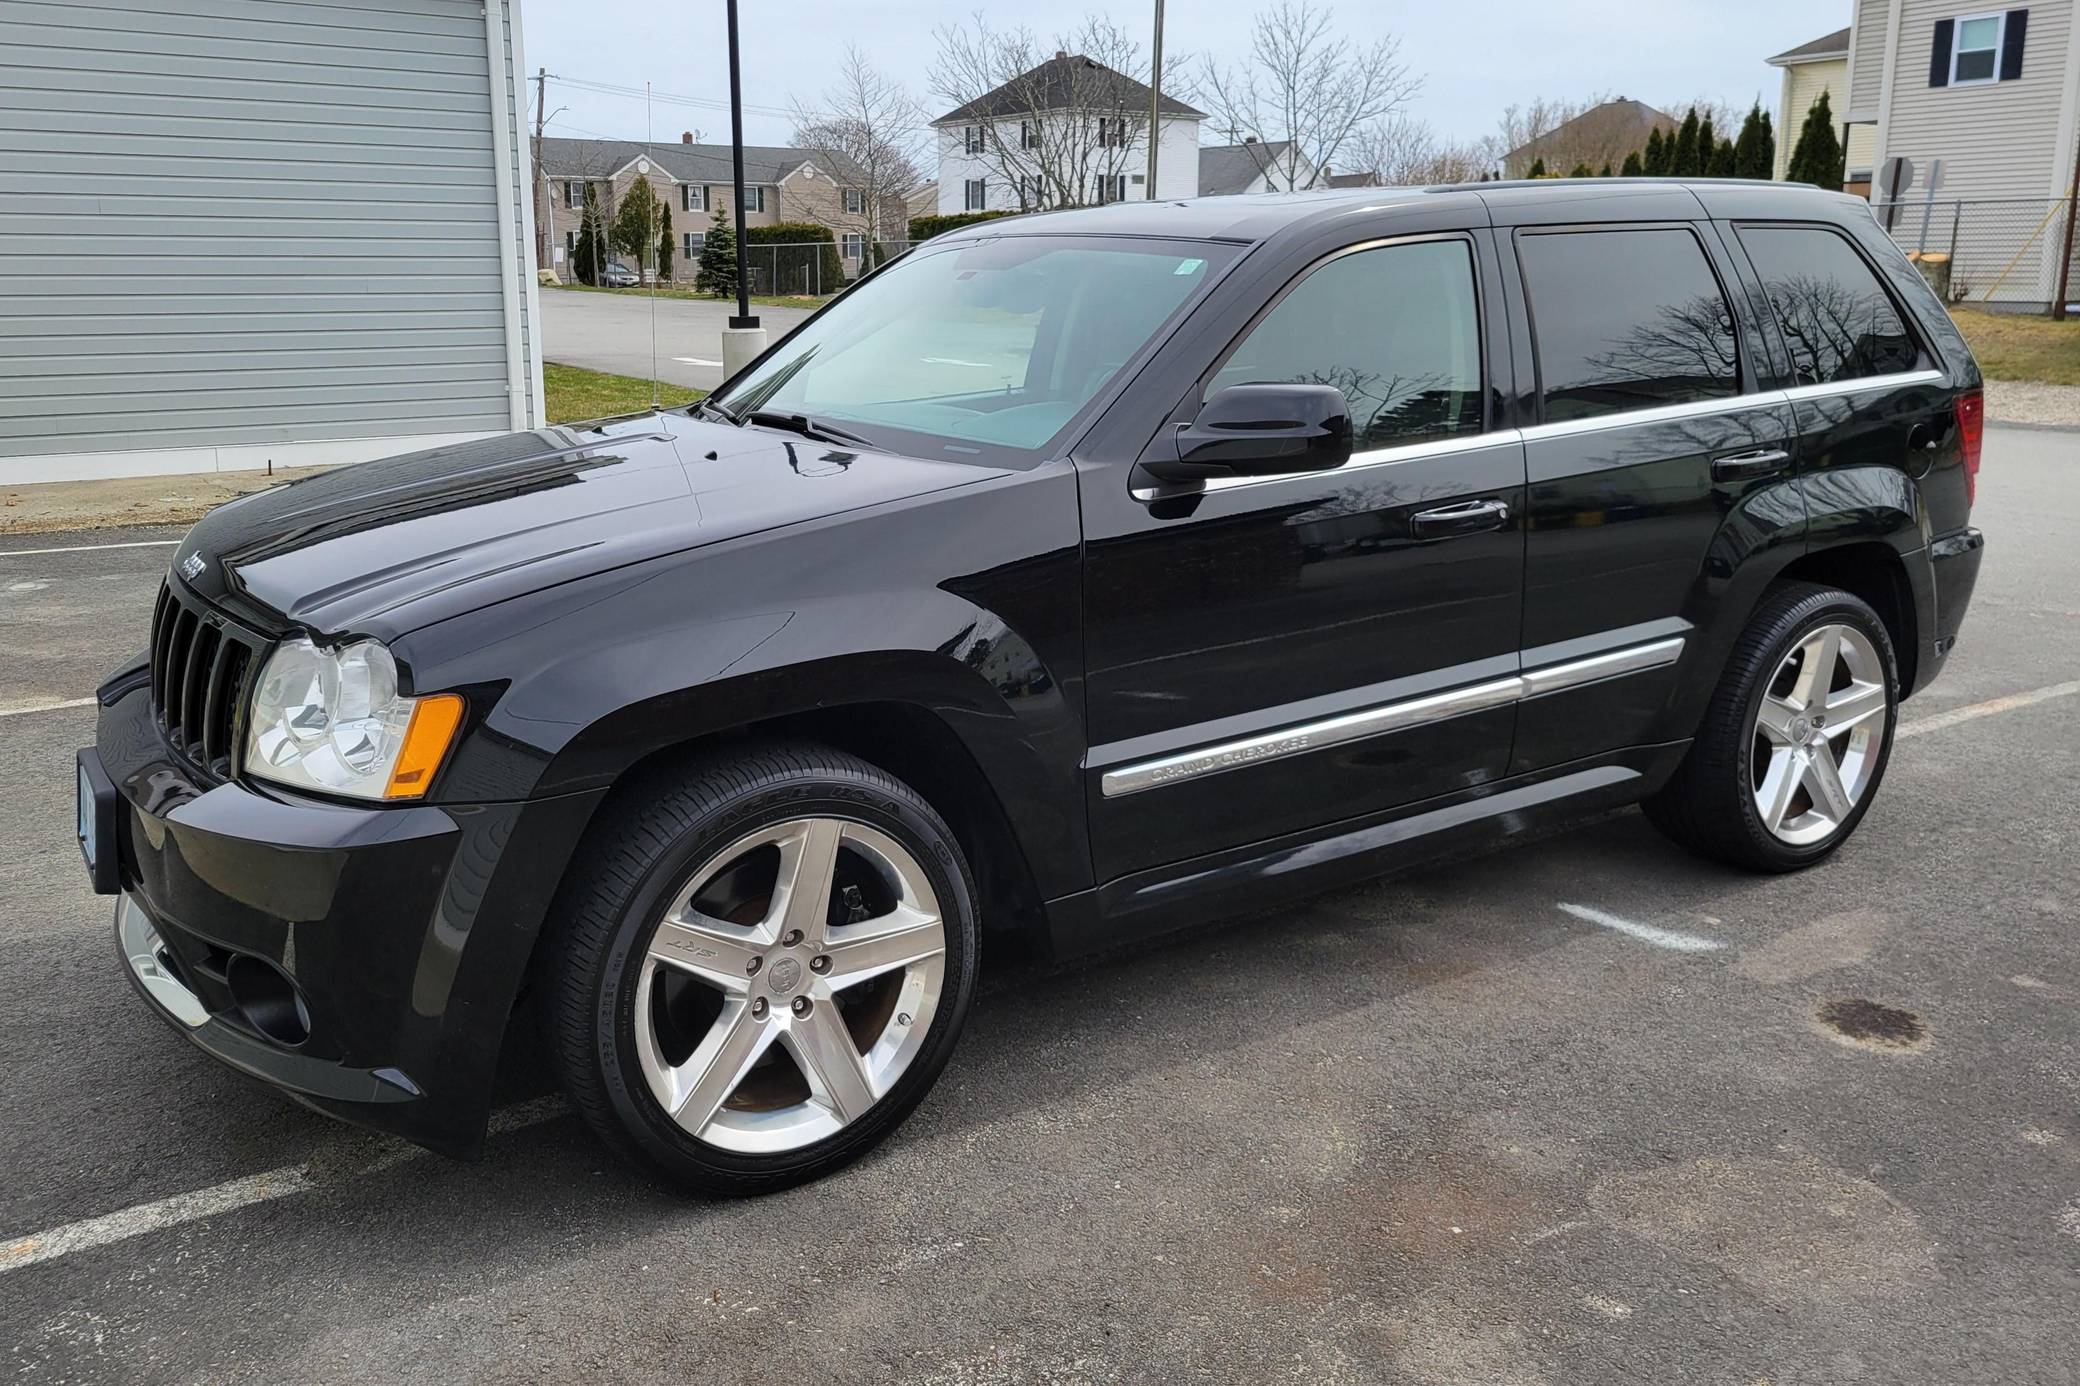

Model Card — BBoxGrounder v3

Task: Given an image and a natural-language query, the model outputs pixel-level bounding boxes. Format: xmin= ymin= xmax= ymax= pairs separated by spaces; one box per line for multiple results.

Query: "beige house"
xmin=536 ymin=135 xmax=902 ymax=282
xmin=1501 ymin=98 xmax=1675 ymax=178
xmin=1765 ymin=27 xmax=1882 ymax=184
xmin=1842 ymin=0 xmax=2080 ymax=304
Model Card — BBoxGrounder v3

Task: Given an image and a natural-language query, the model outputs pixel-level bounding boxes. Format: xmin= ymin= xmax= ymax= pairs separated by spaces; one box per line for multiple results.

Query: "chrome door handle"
xmin=1711 ymin=447 xmax=1790 ymax=482
xmin=1410 ymin=498 xmax=1511 ymax=540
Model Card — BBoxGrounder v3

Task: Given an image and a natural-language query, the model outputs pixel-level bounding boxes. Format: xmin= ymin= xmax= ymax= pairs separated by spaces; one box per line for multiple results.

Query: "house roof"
xmin=1323 ymin=170 xmax=1382 ymax=188
xmin=537 ymin=137 xmax=865 ymax=187
xmin=1197 ymin=140 xmax=1298 ymax=196
xmin=1501 ymin=98 xmax=1676 ymax=167
xmin=932 ymin=53 xmax=1203 ymax=125
xmin=1767 ymin=27 xmax=1851 ymax=66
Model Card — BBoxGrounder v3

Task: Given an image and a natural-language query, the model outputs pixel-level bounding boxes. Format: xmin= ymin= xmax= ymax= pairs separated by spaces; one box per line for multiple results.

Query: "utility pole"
xmin=531 ymin=67 xmax=552 ymax=272
xmin=1145 ymin=0 xmax=1165 ymax=198
xmin=2055 ymin=137 xmax=2080 ymax=321
xmin=720 ymin=0 xmax=767 ymax=376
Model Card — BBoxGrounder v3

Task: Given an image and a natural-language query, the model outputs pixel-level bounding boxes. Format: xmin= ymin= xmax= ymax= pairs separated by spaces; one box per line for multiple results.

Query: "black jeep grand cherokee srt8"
xmin=81 ymin=181 xmax=1986 ymax=1194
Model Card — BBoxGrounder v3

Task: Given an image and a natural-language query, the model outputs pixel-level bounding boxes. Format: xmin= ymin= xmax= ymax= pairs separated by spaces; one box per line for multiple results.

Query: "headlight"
xmin=244 ymin=637 xmax=463 ymax=801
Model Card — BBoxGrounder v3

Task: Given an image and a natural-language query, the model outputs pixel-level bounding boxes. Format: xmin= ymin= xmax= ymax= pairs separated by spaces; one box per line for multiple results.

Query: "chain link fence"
xmin=1873 ymin=196 xmax=2079 ymax=311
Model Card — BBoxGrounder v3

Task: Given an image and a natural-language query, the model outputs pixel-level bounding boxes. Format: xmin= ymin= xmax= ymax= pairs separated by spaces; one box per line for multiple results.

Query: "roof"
xmin=1767 ymin=27 xmax=1851 ymax=65
xmin=536 ymin=137 xmax=865 ymax=187
xmin=1197 ymin=141 xmax=1298 ymax=196
xmin=933 ymin=53 xmax=1203 ymax=125
xmin=1323 ymin=171 xmax=1382 ymax=188
xmin=915 ymin=178 xmax=1864 ymax=247
xmin=1502 ymin=98 xmax=1675 ymax=167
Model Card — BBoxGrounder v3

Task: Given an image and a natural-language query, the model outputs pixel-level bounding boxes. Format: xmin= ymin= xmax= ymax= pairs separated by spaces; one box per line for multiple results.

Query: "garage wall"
xmin=0 ymin=0 xmax=541 ymax=484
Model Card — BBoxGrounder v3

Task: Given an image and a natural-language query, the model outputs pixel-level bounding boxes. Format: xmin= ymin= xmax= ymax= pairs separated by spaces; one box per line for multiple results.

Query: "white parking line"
xmin=671 ymin=356 xmax=722 ymax=367
xmin=0 ymin=1096 xmax=568 ymax=1275
xmin=1556 ymin=903 xmax=1725 ymax=952
xmin=1897 ymin=680 xmax=2080 ymax=738
xmin=0 ymin=539 xmax=179 ymax=557
xmin=0 ymin=697 xmax=96 ymax=719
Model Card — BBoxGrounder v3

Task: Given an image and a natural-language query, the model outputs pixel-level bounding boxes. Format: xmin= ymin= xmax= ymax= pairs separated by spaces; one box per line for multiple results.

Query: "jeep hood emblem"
xmin=178 ymin=551 xmax=206 ymax=582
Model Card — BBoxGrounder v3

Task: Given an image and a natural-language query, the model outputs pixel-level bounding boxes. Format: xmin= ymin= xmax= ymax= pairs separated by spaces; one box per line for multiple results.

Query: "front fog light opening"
xmin=224 ymin=953 xmax=312 ymax=1047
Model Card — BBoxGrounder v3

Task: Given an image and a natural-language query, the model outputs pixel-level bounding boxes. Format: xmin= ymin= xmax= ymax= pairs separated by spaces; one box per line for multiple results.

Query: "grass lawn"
xmin=543 ymin=362 xmax=704 ymax=424
xmin=1949 ymin=308 xmax=2080 ymax=386
xmin=548 ymin=282 xmax=834 ymax=311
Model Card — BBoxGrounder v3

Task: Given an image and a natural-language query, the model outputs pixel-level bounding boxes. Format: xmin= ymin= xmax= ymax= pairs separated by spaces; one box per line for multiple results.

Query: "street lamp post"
xmin=720 ymin=0 xmax=767 ymax=376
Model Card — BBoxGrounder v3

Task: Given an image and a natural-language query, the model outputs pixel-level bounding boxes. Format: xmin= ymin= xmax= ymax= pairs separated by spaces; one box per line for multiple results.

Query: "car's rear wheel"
xmin=541 ymin=741 xmax=978 ymax=1195
xmin=1645 ymin=582 xmax=1899 ymax=872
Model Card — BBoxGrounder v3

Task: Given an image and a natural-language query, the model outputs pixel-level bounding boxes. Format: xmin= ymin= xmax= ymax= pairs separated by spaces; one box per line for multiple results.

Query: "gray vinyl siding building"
xmin=0 ymin=0 xmax=542 ymax=485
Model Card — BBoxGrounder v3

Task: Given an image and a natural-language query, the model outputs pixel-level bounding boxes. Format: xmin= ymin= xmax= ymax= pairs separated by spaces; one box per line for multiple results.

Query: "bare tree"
xmin=1344 ymin=116 xmax=1491 ymax=186
xmin=931 ymin=13 xmax=1184 ymax=209
xmin=791 ymin=45 xmax=925 ymax=262
xmin=1191 ymin=1 xmax=1420 ymax=192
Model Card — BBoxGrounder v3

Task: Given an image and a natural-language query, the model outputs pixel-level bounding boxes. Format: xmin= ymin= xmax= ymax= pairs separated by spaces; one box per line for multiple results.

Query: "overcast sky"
xmin=521 ymin=0 xmax=1845 ymax=153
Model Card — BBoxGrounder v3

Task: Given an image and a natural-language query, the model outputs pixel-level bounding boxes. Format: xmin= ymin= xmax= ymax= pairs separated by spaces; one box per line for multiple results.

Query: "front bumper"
xmin=89 ymin=676 xmax=603 ymax=1156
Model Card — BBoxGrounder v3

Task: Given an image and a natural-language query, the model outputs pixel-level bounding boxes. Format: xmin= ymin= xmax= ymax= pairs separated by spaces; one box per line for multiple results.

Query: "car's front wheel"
xmin=1646 ymin=582 xmax=1899 ymax=872
xmin=541 ymin=741 xmax=978 ymax=1195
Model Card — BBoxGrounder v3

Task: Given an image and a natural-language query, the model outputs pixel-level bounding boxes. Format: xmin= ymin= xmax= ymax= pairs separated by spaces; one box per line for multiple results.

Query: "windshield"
xmin=710 ymin=235 xmax=1238 ymax=462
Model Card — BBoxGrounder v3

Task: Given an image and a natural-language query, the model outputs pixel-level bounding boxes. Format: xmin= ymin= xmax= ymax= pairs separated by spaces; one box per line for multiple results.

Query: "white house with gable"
xmin=931 ymin=52 xmax=1203 ymax=213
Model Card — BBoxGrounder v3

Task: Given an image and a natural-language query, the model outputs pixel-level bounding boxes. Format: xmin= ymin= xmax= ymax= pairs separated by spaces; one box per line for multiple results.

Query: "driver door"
xmin=1077 ymin=232 xmax=1528 ymax=882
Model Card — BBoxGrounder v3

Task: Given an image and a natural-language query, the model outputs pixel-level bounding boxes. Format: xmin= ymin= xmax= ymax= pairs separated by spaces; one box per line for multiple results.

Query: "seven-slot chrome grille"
xmin=148 ymin=581 xmax=264 ymax=779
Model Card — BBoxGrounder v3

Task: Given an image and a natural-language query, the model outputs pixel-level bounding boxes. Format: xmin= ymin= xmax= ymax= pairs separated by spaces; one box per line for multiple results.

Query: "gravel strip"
xmin=1984 ymin=379 xmax=2080 ymax=429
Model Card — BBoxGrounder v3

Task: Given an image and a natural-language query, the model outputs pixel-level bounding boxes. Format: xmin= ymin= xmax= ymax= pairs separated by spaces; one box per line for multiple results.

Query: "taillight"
xmin=1955 ymin=389 xmax=1983 ymax=507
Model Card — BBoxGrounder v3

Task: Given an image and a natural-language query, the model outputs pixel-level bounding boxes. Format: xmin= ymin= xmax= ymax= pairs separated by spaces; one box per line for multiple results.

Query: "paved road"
xmin=539 ymin=288 xmax=815 ymax=391
xmin=3 ymin=432 xmax=2077 ymax=1383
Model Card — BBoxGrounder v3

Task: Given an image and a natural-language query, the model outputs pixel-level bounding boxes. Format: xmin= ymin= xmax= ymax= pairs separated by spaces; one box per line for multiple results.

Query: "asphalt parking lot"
xmin=539 ymin=287 xmax=816 ymax=390
xmin=3 ymin=428 xmax=2076 ymax=1384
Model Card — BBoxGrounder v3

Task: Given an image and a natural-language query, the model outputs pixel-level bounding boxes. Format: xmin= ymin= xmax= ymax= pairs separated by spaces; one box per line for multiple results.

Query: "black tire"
xmin=539 ymin=739 xmax=979 ymax=1195
xmin=1644 ymin=581 xmax=1900 ymax=873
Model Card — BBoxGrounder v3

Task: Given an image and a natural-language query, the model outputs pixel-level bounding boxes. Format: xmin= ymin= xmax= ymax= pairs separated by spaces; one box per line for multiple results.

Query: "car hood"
xmin=174 ymin=411 xmax=1002 ymax=636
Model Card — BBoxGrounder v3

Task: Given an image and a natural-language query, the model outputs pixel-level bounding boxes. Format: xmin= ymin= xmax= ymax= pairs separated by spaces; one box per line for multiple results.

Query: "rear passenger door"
xmin=1506 ymin=221 xmax=1801 ymax=774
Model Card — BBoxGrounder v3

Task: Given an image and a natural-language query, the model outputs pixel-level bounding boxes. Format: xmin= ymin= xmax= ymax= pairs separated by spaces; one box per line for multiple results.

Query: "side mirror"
xmin=1139 ymin=383 xmax=1353 ymax=485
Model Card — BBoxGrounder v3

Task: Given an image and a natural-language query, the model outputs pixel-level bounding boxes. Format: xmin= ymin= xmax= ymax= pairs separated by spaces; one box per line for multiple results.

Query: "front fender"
xmin=398 ymin=461 xmax=1090 ymax=899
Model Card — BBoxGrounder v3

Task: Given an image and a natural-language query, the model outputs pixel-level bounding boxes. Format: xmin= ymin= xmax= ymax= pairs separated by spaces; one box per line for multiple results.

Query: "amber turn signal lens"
xmin=383 ymin=693 xmax=465 ymax=800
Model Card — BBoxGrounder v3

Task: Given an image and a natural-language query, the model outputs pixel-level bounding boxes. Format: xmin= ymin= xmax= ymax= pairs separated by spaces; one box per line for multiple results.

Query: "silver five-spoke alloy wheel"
xmin=1750 ymin=622 xmax=1890 ymax=846
xmin=633 ymin=817 xmax=947 ymax=1154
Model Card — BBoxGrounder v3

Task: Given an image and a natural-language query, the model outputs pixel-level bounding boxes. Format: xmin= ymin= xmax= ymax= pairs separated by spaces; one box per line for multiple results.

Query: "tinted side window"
xmin=1736 ymin=226 xmax=1918 ymax=385
xmin=1211 ymin=239 xmax=1483 ymax=449
xmin=1519 ymin=228 xmax=1740 ymax=422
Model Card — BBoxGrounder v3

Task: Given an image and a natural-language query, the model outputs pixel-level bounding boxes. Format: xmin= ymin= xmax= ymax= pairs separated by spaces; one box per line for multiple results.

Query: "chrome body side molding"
xmin=1098 ymin=636 xmax=1687 ymax=797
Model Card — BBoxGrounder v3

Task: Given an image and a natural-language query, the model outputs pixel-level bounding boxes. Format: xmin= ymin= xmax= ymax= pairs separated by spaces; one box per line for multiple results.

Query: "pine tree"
xmin=1734 ymin=101 xmax=1774 ymax=180
xmin=1569 ymin=162 xmax=1594 ymax=179
xmin=610 ymin=173 xmax=661 ymax=278
xmin=1697 ymin=116 xmax=1717 ymax=172
xmin=658 ymin=204 xmax=674 ymax=283
xmin=1621 ymin=150 xmax=1644 ymax=177
xmin=1671 ymin=108 xmax=1701 ymax=176
xmin=695 ymin=205 xmax=738 ymax=297
xmin=1527 ymin=157 xmax=1547 ymax=178
xmin=575 ymin=190 xmax=606 ymax=285
xmin=1598 ymin=161 xmax=1612 ymax=177
xmin=1709 ymin=138 xmax=1737 ymax=177
xmin=1786 ymin=91 xmax=1844 ymax=188
xmin=1643 ymin=127 xmax=1667 ymax=176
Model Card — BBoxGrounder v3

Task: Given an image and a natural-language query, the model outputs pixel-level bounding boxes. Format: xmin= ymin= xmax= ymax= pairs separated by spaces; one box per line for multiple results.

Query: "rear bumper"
xmin=1910 ymin=527 xmax=1984 ymax=696
xmin=91 ymin=678 xmax=603 ymax=1156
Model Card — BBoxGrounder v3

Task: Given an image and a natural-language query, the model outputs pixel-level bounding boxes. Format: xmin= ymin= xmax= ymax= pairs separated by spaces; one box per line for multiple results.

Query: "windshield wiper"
xmin=743 ymin=410 xmax=874 ymax=448
xmin=693 ymin=397 xmax=739 ymax=425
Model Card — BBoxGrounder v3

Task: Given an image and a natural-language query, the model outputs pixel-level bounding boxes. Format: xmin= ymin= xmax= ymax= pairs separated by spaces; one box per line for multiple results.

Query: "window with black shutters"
xmin=1736 ymin=225 xmax=1919 ymax=385
xmin=1519 ymin=227 xmax=1740 ymax=422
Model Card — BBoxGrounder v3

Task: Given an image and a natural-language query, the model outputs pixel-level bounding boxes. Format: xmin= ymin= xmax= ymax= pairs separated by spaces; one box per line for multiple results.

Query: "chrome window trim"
xmin=1098 ymin=635 xmax=1687 ymax=798
xmin=1131 ymin=369 xmax=1948 ymax=500
xmin=1779 ymin=367 xmax=1945 ymax=404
